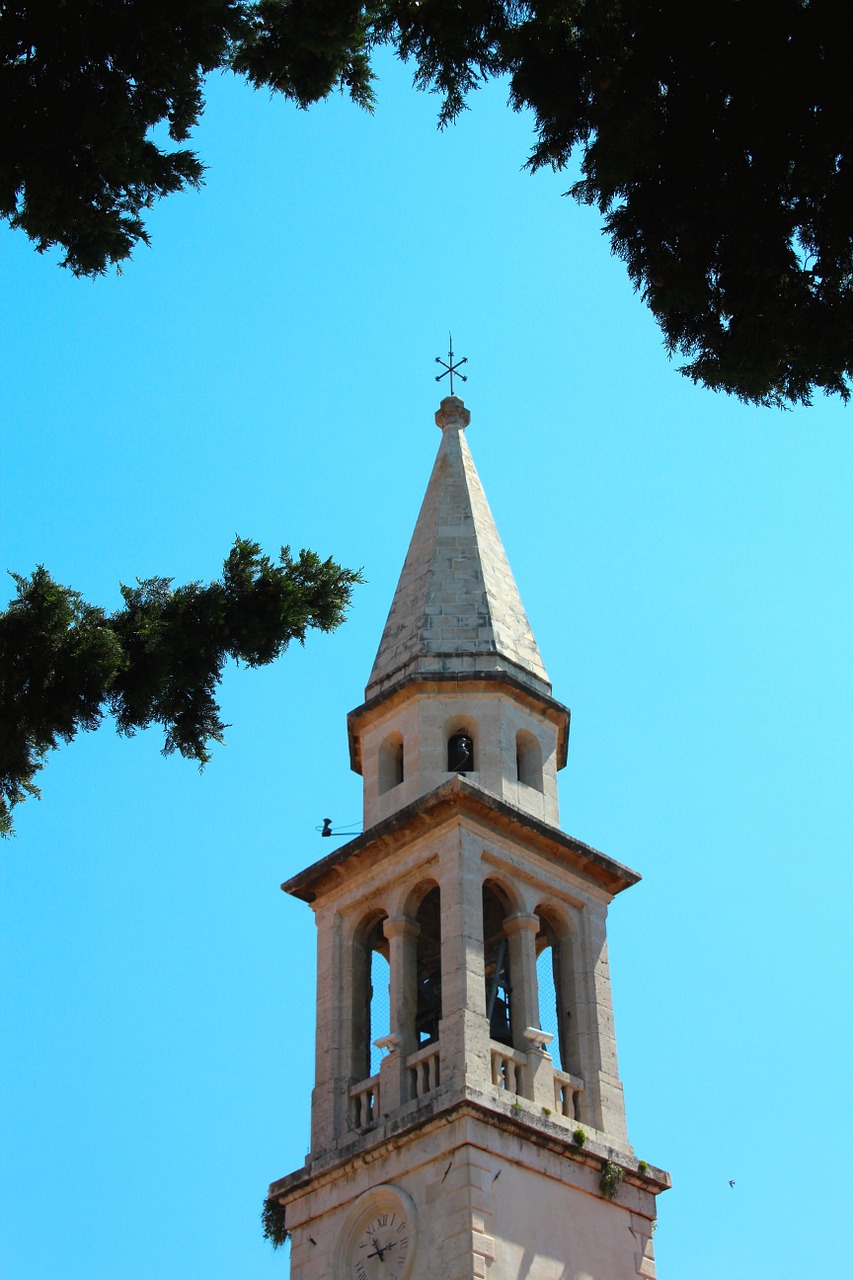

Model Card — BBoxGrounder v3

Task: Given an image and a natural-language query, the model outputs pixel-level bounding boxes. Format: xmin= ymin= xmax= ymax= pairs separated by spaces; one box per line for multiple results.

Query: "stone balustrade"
xmin=553 ymin=1068 xmax=585 ymax=1120
xmin=350 ymin=1046 xmax=584 ymax=1134
xmin=407 ymin=1041 xmax=441 ymax=1099
xmin=490 ymin=1041 xmax=528 ymax=1096
xmin=349 ymin=1074 xmax=380 ymax=1128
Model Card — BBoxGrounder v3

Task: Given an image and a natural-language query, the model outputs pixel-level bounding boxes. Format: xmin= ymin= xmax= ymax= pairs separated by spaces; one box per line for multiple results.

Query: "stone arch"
xmin=401 ymin=876 xmax=439 ymax=919
xmin=480 ymin=868 xmax=525 ymax=916
xmin=516 ymin=728 xmax=544 ymax=791
xmin=378 ymin=730 xmax=404 ymax=794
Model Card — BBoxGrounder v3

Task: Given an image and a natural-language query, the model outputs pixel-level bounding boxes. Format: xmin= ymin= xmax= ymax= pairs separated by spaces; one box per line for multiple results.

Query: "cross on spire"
xmin=435 ymin=334 xmax=468 ymax=395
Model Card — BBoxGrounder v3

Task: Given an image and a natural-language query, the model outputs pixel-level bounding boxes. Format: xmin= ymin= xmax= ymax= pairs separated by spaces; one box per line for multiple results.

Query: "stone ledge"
xmin=268 ymin=1084 xmax=670 ymax=1206
xmin=282 ymin=776 xmax=639 ymax=903
xmin=364 ymin=655 xmax=555 ymax=710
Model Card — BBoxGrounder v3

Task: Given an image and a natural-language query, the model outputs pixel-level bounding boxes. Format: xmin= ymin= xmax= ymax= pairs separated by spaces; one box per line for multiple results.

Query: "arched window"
xmin=369 ymin=948 xmax=390 ymax=1077
xmin=447 ymin=729 xmax=475 ymax=774
xmin=535 ymin=906 xmax=581 ymax=1081
xmin=414 ymin=887 xmax=442 ymax=1046
xmin=445 ymin=715 xmax=477 ymax=775
xmin=482 ymin=883 xmax=513 ymax=1047
xmin=352 ymin=913 xmax=389 ymax=1082
xmin=516 ymin=729 xmax=543 ymax=791
xmin=535 ymin=920 xmax=564 ymax=1072
xmin=378 ymin=732 xmax=404 ymax=794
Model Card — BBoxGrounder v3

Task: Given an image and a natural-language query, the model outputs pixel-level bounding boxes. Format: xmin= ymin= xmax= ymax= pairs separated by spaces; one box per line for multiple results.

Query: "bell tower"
xmin=269 ymin=397 xmax=669 ymax=1280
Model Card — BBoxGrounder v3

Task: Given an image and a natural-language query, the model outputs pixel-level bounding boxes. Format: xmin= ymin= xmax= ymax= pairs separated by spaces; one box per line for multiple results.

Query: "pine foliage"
xmin=0 ymin=539 xmax=362 ymax=836
xmin=2 ymin=1 xmax=851 ymax=405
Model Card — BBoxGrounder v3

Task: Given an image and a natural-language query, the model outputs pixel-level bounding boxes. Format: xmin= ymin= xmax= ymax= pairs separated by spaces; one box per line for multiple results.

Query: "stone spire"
xmin=366 ymin=397 xmax=550 ymax=699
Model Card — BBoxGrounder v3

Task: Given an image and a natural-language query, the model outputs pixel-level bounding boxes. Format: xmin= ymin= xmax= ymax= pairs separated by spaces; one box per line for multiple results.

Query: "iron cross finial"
xmin=435 ymin=333 xmax=468 ymax=395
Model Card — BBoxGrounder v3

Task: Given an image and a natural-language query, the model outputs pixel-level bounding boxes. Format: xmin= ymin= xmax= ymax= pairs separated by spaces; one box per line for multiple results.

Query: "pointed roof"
xmin=366 ymin=397 xmax=550 ymax=699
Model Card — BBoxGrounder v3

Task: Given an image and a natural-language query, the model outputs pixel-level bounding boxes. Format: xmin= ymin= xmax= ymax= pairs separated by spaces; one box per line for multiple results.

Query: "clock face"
xmin=352 ymin=1208 xmax=410 ymax=1280
xmin=337 ymin=1186 xmax=416 ymax=1280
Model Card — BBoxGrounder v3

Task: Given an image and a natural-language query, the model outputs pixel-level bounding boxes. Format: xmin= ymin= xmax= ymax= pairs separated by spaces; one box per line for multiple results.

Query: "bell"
xmin=489 ymin=994 xmax=512 ymax=1047
xmin=447 ymin=732 xmax=474 ymax=773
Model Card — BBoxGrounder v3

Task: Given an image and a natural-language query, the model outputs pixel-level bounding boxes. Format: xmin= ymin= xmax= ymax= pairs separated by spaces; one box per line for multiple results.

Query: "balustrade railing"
xmin=553 ymin=1068 xmax=584 ymax=1120
xmin=490 ymin=1041 xmax=528 ymax=1096
xmin=407 ymin=1041 xmax=440 ymax=1099
xmin=349 ymin=1074 xmax=380 ymax=1128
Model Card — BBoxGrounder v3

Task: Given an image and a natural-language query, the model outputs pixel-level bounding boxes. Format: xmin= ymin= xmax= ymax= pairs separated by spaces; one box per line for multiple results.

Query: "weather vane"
xmin=435 ymin=333 xmax=468 ymax=395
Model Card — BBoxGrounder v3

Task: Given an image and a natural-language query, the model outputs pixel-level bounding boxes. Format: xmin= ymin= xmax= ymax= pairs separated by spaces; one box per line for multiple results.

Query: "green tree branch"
xmin=0 ymin=538 xmax=363 ymax=837
xmin=2 ymin=2 xmax=852 ymax=406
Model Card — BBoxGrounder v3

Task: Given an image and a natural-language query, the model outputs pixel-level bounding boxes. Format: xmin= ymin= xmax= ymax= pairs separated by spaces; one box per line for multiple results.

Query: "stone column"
xmin=503 ymin=912 xmax=542 ymax=1043
xmin=522 ymin=1027 xmax=557 ymax=1108
xmin=504 ymin=911 xmax=553 ymax=1104
xmin=576 ymin=903 xmax=629 ymax=1143
xmin=309 ymin=906 xmax=351 ymax=1153
xmin=381 ymin=914 xmax=420 ymax=1110
xmin=438 ymin=828 xmax=491 ymax=1091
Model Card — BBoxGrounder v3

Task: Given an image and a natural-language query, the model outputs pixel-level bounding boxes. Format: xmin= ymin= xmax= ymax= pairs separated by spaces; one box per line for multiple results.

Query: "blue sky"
xmin=2 ymin=50 xmax=851 ymax=1280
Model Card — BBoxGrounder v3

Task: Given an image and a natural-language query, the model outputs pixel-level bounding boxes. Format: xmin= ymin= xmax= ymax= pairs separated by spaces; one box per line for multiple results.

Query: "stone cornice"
xmin=281 ymin=776 xmax=639 ymax=903
xmin=268 ymin=1086 xmax=670 ymax=1206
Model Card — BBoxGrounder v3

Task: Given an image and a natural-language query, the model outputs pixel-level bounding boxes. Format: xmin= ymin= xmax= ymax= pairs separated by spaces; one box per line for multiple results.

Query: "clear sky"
xmin=1 ymin=49 xmax=851 ymax=1280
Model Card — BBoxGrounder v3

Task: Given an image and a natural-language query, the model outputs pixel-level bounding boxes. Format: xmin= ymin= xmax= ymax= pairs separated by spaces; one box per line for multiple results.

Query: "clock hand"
xmin=366 ymin=1239 xmax=399 ymax=1261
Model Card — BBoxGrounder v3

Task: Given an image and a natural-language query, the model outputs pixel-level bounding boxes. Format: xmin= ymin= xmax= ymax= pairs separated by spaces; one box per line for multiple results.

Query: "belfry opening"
xmin=414 ymin=887 xmax=441 ymax=1047
xmin=483 ymin=882 xmax=513 ymax=1048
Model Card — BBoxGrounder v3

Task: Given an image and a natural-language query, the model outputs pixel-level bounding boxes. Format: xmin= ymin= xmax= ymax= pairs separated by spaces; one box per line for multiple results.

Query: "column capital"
xmin=503 ymin=911 xmax=540 ymax=937
xmin=383 ymin=914 xmax=421 ymax=941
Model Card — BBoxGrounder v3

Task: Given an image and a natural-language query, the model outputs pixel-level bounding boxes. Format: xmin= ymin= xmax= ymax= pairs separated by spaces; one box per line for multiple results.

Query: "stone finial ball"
xmin=435 ymin=396 xmax=471 ymax=430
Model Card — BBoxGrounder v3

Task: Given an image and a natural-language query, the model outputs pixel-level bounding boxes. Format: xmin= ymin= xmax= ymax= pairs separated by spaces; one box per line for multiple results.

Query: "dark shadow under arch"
xmin=482 ymin=881 xmax=513 ymax=1047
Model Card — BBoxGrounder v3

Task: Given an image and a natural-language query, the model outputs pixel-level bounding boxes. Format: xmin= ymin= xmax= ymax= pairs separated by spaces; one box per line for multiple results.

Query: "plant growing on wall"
xmin=599 ymin=1161 xmax=624 ymax=1200
xmin=261 ymin=1197 xmax=289 ymax=1249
